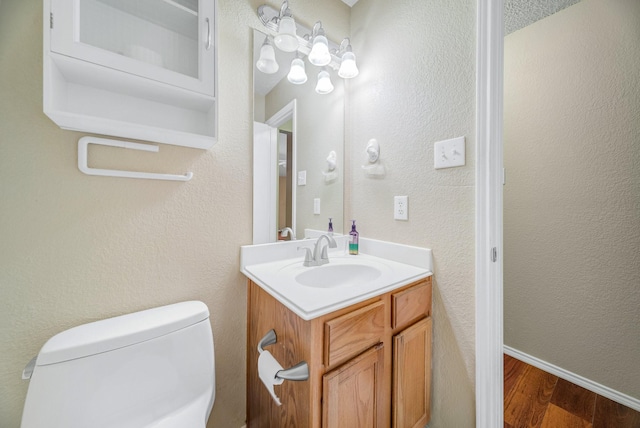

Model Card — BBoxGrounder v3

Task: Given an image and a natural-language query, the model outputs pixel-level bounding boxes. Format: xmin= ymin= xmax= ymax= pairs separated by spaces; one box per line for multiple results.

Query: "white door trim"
xmin=266 ymin=99 xmax=297 ymax=239
xmin=475 ymin=0 xmax=504 ymax=426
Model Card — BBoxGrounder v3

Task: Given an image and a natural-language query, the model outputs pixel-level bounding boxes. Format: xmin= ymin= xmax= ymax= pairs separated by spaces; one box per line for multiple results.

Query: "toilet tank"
xmin=21 ymin=301 xmax=215 ymax=428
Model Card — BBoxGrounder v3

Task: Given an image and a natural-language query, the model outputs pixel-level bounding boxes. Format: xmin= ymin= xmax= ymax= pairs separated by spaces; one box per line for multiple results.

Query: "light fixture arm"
xmin=279 ymin=0 xmax=291 ymax=18
xmin=336 ymin=38 xmax=352 ymax=56
xmin=311 ymin=21 xmax=324 ymax=39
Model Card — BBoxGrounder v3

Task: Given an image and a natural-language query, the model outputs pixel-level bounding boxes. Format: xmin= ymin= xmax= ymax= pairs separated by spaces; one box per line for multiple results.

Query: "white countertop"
xmin=240 ymin=237 xmax=433 ymax=320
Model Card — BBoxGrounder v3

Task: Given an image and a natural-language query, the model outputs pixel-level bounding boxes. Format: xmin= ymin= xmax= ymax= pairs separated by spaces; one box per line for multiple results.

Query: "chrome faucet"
xmin=279 ymin=227 xmax=295 ymax=240
xmin=298 ymin=234 xmax=337 ymax=267
xmin=313 ymin=234 xmax=337 ymax=266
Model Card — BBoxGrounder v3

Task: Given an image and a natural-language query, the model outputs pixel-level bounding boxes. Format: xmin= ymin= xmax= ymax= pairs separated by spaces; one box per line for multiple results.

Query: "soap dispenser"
xmin=349 ymin=220 xmax=359 ymax=255
xmin=328 ymin=218 xmax=333 ymax=236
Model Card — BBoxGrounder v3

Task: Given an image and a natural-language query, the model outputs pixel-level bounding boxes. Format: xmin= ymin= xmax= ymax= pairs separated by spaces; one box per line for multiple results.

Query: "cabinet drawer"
xmin=324 ymin=301 xmax=385 ymax=368
xmin=391 ymin=279 xmax=432 ymax=330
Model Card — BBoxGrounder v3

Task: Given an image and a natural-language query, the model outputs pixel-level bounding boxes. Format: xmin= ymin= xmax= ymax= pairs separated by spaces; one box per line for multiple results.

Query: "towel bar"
xmin=78 ymin=136 xmax=193 ymax=181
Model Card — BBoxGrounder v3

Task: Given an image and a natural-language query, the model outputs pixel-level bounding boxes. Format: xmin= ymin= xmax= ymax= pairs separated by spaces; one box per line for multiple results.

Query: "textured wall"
xmin=504 ymin=0 xmax=640 ymax=399
xmin=0 ymin=0 xmax=252 ymax=426
xmin=349 ymin=0 xmax=477 ymax=425
xmin=0 ymin=0 xmax=478 ymax=425
xmin=0 ymin=0 xmax=347 ymax=426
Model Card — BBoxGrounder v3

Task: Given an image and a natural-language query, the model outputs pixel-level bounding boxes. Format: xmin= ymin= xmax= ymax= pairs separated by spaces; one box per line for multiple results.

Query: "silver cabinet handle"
xmin=257 ymin=329 xmax=309 ymax=382
xmin=205 ymin=17 xmax=212 ymax=50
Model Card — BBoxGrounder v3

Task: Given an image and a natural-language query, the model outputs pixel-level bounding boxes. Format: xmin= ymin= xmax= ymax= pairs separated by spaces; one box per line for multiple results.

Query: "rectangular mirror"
xmin=252 ymin=28 xmax=344 ymax=243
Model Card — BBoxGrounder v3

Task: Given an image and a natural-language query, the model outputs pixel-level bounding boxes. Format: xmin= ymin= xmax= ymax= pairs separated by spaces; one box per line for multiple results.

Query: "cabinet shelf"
xmin=97 ymin=0 xmax=198 ymax=38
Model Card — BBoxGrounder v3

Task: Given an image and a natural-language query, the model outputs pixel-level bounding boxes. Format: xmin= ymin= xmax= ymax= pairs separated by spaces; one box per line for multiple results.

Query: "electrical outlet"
xmin=394 ymin=196 xmax=408 ymax=220
xmin=314 ymin=198 xmax=321 ymax=214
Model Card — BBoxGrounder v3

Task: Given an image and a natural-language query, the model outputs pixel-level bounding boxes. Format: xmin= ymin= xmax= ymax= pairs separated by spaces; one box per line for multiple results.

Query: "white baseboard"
xmin=504 ymin=345 xmax=640 ymax=412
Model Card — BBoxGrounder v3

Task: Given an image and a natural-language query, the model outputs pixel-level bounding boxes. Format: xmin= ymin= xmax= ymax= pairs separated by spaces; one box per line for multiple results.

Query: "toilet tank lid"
xmin=36 ymin=301 xmax=210 ymax=366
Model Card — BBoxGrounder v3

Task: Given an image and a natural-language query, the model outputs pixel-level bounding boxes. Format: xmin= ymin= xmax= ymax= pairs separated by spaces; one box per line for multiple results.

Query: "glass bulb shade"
xmin=315 ymin=70 xmax=334 ymax=94
xmin=287 ymin=58 xmax=307 ymax=84
xmin=338 ymin=51 xmax=359 ymax=78
xmin=256 ymin=43 xmax=279 ymax=74
xmin=308 ymin=35 xmax=331 ymax=66
xmin=274 ymin=16 xmax=299 ymax=52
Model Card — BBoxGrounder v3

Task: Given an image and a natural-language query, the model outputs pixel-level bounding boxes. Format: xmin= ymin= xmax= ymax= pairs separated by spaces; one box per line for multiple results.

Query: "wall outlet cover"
xmin=394 ymin=195 xmax=408 ymax=220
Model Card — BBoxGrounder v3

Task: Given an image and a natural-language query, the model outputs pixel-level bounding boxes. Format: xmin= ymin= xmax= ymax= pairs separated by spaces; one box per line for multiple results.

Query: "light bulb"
xmin=338 ymin=51 xmax=359 ymax=78
xmin=274 ymin=16 xmax=298 ymax=52
xmin=308 ymin=35 xmax=331 ymax=66
xmin=256 ymin=38 xmax=279 ymax=74
xmin=315 ymin=70 xmax=334 ymax=94
xmin=287 ymin=57 xmax=307 ymax=84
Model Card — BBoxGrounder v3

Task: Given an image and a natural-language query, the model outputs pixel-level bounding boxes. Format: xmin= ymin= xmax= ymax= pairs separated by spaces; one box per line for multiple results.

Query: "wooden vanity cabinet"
xmin=247 ymin=276 xmax=432 ymax=428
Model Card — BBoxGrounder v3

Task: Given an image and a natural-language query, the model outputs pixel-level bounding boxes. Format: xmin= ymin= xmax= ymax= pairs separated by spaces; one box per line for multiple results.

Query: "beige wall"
xmin=1 ymin=0 xmax=479 ymax=426
xmin=349 ymin=0 xmax=477 ymax=425
xmin=0 ymin=0 xmax=253 ymax=425
xmin=504 ymin=0 xmax=640 ymax=399
xmin=0 ymin=0 xmax=346 ymax=427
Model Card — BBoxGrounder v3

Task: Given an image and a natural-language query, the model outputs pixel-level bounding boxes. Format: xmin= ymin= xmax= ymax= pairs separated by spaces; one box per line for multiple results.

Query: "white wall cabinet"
xmin=44 ymin=0 xmax=217 ymax=149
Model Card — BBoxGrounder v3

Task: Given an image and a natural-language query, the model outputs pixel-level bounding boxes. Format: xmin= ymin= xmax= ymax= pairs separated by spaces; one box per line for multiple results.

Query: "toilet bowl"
xmin=20 ymin=301 xmax=215 ymax=428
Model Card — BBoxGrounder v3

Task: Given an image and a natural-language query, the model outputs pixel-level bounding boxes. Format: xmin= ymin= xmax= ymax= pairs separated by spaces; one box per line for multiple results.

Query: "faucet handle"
xmin=298 ymin=247 xmax=314 ymax=267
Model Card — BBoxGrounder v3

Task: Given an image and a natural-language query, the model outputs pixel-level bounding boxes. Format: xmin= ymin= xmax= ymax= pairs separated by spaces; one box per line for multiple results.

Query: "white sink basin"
xmin=243 ymin=253 xmax=431 ymax=320
xmin=293 ymin=263 xmax=383 ymax=288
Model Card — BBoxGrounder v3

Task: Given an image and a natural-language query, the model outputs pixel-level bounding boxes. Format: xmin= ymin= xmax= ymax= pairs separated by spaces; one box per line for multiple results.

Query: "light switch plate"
xmin=434 ymin=136 xmax=465 ymax=169
xmin=297 ymin=170 xmax=306 ymax=186
xmin=394 ymin=196 xmax=408 ymax=220
xmin=313 ymin=198 xmax=321 ymax=215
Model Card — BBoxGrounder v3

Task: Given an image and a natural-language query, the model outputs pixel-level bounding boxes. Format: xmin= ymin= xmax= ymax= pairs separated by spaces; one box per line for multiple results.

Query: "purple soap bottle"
xmin=349 ymin=220 xmax=359 ymax=255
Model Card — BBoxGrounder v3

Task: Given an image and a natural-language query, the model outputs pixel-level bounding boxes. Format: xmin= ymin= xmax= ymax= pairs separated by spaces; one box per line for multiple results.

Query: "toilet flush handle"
xmin=22 ymin=356 xmax=37 ymax=380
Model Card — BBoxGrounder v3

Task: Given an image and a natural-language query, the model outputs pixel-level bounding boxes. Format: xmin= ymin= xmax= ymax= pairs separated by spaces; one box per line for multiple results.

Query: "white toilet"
xmin=20 ymin=301 xmax=215 ymax=428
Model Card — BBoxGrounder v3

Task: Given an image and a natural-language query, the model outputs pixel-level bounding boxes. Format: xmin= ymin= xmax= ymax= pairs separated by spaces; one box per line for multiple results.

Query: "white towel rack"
xmin=78 ymin=136 xmax=193 ymax=181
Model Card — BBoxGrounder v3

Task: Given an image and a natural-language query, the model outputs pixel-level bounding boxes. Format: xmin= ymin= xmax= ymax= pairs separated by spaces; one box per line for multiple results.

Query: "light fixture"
xmin=275 ymin=16 xmax=298 ymax=52
xmin=308 ymin=22 xmax=331 ymax=67
xmin=273 ymin=1 xmax=298 ymax=52
xmin=256 ymin=37 xmax=279 ymax=74
xmin=256 ymin=2 xmax=360 ymax=91
xmin=315 ymin=69 xmax=334 ymax=94
xmin=337 ymin=38 xmax=359 ymax=79
xmin=287 ymin=54 xmax=307 ymax=84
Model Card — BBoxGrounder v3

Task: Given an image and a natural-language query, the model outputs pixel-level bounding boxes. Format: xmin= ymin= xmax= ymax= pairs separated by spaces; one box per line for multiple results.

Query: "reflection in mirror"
xmin=253 ymin=28 xmax=344 ymax=244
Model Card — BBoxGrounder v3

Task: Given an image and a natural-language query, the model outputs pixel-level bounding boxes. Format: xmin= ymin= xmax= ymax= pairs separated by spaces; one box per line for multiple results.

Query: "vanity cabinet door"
xmin=322 ymin=344 xmax=385 ymax=428
xmin=392 ymin=317 xmax=432 ymax=428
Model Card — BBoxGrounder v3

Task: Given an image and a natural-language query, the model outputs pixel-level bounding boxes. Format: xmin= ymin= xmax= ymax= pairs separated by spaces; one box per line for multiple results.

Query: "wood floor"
xmin=504 ymin=354 xmax=640 ymax=428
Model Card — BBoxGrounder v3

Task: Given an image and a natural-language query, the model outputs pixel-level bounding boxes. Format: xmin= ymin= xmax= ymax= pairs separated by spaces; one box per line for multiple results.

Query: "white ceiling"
xmin=505 ymin=0 xmax=582 ymax=34
xmin=341 ymin=0 xmax=581 ymax=31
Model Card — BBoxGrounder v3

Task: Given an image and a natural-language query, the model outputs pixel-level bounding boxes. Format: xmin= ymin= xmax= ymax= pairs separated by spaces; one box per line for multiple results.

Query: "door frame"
xmin=266 ymin=99 xmax=297 ymax=239
xmin=475 ymin=0 xmax=504 ymax=426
